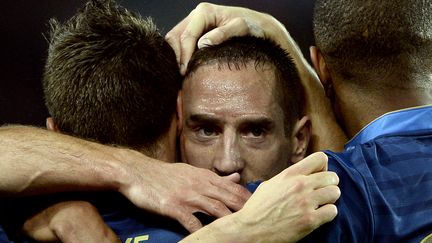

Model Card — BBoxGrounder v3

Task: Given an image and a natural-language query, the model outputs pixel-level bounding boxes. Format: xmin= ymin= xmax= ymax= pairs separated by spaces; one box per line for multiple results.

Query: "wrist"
xmin=109 ymin=147 xmax=160 ymax=197
xmin=108 ymin=147 xmax=141 ymax=193
xmin=181 ymin=211 xmax=253 ymax=243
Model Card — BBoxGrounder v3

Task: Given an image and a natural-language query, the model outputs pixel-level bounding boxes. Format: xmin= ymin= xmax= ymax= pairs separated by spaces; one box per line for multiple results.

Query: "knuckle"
xmin=228 ymin=197 xmax=242 ymax=209
xmin=232 ymin=17 xmax=247 ymax=28
xmin=68 ymin=201 xmax=97 ymax=217
xmin=298 ymin=213 xmax=318 ymax=230
xmin=291 ymin=178 xmax=307 ymax=192
xmin=211 ymin=201 xmax=226 ymax=213
xmin=53 ymin=222 xmax=74 ymax=238
xmin=164 ymin=32 xmax=177 ymax=42
xmin=159 ymin=197 xmax=176 ymax=216
xmin=297 ymin=196 xmax=312 ymax=209
xmin=180 ymin=30 xmax=193 ymax=41
xmin=316 ymin=151 xmax=327 ymax=160
xmin=196 ymin=2 xmax=212 ymax=12
xmin=280 ymin=168 xmax=292 ymax=177
xmin=230 ymin=192 xmax=245 ymax=205
xmin=233 ymin=184 xmax=250 ymax=200
xmin=184 ymin=215 xmax=201 ymax=232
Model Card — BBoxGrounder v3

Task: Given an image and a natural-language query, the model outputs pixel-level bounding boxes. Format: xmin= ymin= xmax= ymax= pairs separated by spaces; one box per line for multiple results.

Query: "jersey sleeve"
xmin=300 ymin=151 xmax=374 ymax=243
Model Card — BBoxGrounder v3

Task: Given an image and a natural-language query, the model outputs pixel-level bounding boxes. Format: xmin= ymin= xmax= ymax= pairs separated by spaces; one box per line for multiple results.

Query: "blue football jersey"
xmin=302 ymin=106 xmax=432 ymax=242
xmin=0 ymin=225 xmax=10 ymax=243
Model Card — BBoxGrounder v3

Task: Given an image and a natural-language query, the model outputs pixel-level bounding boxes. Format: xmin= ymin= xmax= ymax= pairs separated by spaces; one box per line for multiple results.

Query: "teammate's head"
xmin=313 ymin=0 xmax=432 ymax=89
xmin=43 ymin=0 xmax=181 ymax=159
xmin=180 ymin=36 xmax=310 ymax=184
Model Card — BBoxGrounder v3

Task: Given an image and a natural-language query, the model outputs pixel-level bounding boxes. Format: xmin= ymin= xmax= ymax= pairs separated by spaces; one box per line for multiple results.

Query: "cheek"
xmin=244 ymin=143 xmax=291 ymax=178
xmin=180 ymin=136 xmax=214 ymax=169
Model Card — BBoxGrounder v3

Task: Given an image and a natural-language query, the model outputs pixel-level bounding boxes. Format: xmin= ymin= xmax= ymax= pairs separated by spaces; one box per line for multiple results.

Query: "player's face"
xmin=180 ymin=63 xmax=292 ymax=185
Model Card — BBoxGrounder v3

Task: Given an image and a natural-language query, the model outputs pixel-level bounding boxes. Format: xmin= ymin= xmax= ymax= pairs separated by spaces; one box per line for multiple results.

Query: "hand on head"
xmin=166 ymin=3 xmax=277 ymax=74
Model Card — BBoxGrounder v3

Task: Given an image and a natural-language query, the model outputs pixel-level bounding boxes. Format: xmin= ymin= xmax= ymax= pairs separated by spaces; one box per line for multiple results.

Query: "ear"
xmin=176 ymin=90 xmax=183 ymax=134
xmin=46 ymin=117 xmax=60 ymax=133
xmin=310 ymin=46 xmax=333 ymax=98
xmin=290 ymin=116 xmax=311 ymax=164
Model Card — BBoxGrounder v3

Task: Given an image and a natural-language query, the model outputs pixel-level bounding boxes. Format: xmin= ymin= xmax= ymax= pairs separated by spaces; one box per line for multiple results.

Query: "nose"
xmin=213 ymin=132 xmax=244 ymax=176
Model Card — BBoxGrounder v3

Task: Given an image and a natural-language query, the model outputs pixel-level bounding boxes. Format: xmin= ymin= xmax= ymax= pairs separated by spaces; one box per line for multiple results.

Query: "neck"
xmin=153 ymin=118 xmax=178 ymax=162
xmin=139 ymin=117 xmax=178 ymax=163
xmin=336 ymin=83 xmax=432 ymax=138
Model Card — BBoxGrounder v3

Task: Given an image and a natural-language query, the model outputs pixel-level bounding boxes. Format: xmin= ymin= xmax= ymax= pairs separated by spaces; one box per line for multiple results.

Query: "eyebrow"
xmin=186 ymin=114 xmax=275 ymax=129
xmin=239 ymin=118 xmax=275 ymax=131
xmin=186 ymin=114 xmax=222 ymax=126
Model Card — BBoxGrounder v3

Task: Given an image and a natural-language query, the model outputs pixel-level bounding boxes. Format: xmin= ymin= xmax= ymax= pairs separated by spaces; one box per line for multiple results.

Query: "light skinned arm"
xmin=181 ymin=152 xmax=340 ymax=243
xmin=0 ymin=125 xmax=251 ymax=232
xmin=165 ymin=3 xmax=347 ymax=152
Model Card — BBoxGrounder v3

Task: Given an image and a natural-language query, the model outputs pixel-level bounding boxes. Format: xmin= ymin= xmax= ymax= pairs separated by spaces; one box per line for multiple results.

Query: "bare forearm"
xmin=0 ymin=125 xmax=132 ymax=196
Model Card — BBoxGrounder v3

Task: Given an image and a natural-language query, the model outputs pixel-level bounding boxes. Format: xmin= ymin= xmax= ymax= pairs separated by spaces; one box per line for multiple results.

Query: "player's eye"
xmin=243 ymin=126 xmax=266 ymax=139
xmin=195 ymin=126 xmax=219 ymax=138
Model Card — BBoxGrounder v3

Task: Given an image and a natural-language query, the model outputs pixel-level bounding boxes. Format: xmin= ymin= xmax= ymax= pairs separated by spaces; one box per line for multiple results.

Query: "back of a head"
xmin=43 ymin=0 xmax=182 ymax=153
xmin=185 ymin=36 xmax=304 ymax=136
xmin=314 ymin=0 xmax=432 ymax=88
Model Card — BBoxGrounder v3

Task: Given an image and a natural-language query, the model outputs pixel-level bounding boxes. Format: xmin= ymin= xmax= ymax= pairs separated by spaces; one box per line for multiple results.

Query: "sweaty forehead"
xmin=182 ymin=63 xmax=281 ymax=117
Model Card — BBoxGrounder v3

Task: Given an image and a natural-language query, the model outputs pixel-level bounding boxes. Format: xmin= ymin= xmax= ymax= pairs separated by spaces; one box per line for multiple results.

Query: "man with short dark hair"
xmin=43 ymin=0 xmax=181 ymax=161
xmin=304 ymin=0 xmax=432 ymax=241
xmin=180 ymin=36 xmax=310 ymax=184
xmin=40 ymin=1 xmax=185 ymax=241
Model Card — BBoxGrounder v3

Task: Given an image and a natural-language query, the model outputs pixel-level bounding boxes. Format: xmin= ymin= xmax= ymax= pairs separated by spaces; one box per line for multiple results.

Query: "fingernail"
xmin=180 ymin=63 xmax=186 ymax=75
xmin=198 ymin=38 xmax=212 ymax=49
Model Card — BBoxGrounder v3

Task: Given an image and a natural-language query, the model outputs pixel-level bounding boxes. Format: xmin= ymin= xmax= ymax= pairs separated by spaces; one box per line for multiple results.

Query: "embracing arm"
xmin=181 ymin=152 xmax=340 ymax=243
xmin=0 ymin=125 xmax=250 ymax=232
xmin=166 ymin=3 xmax=347 ymax=152
xmin=0 ymin=125 xmax=128 ymax=196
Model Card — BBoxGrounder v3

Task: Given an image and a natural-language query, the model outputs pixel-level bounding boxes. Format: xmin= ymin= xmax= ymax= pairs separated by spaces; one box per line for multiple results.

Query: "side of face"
xmin=180 ymin=63 xmax=294 ymax=184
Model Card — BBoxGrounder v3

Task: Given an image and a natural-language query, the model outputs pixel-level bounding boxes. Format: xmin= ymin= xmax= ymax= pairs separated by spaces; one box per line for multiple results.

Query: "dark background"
xmin=0 ymin=0 xmax=315 ymax=127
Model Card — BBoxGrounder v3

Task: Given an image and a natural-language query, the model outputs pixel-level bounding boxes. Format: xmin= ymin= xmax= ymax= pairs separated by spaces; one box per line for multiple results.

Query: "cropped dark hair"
xmin=185 ymin=36 xmax=304 ymax=136
xmin=43 ymin=0 xmax=182 ymax=152
xmin=313 ymin=0 xmax=432 ymax=88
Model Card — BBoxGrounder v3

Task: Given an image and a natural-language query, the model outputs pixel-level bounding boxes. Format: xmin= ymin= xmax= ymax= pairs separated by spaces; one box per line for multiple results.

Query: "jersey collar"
xmin=345 ymin=105 xmax=432 ymax=150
